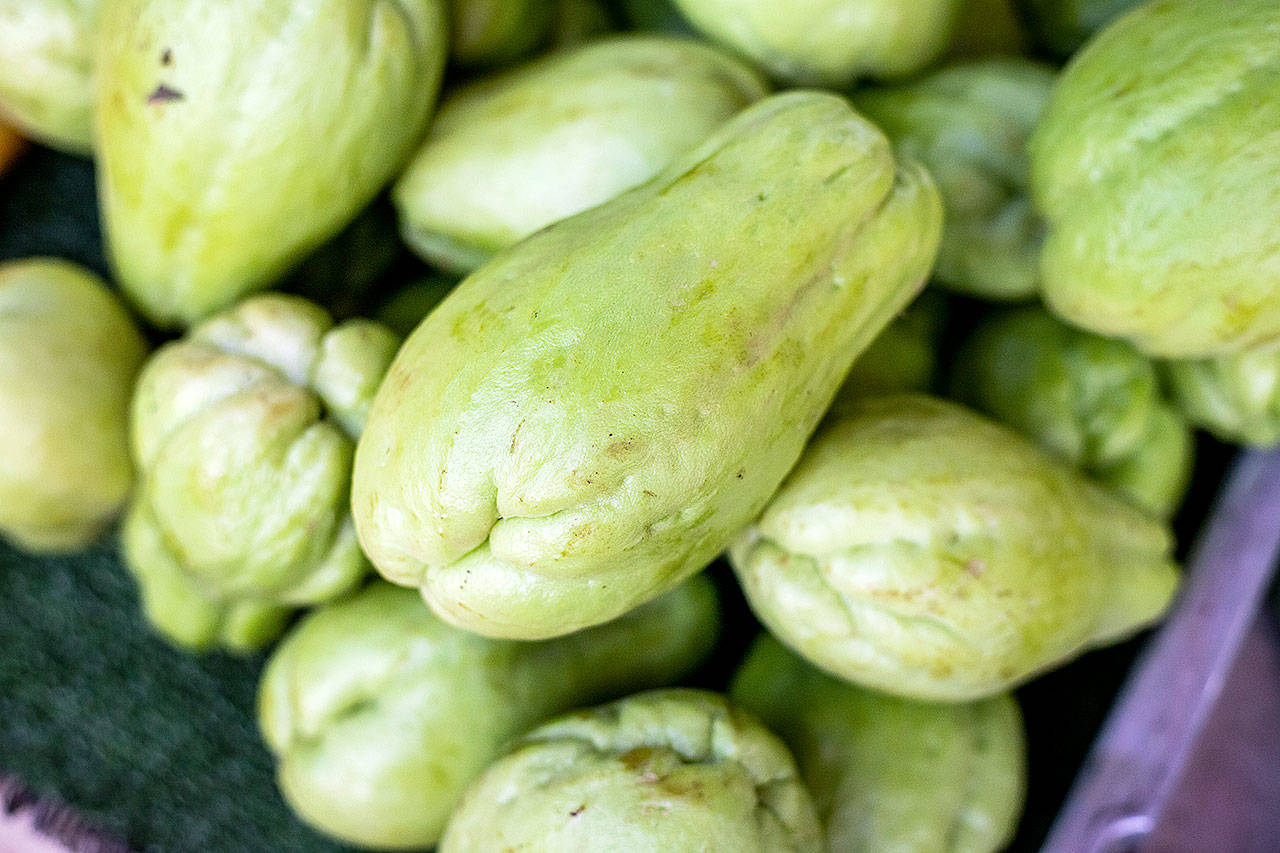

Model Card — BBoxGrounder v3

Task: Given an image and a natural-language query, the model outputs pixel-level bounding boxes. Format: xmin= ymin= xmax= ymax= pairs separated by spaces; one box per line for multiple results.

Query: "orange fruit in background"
xmin=0 ymin=124 xmax=25 ymax=177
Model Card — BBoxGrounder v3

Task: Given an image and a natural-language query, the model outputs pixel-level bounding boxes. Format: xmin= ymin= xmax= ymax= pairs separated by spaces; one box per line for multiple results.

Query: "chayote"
xmin=551 ymin=0 xmax=614 ymax=48
xmin=96 ymin=0 xmax=448 ymax=327
xmin=259 ymin=577 xmax=719 ymax=850
xmin=855 ymin=59 xmax=1054 ymax=301
xmin=354 ymin=91 xmax=943 ymax=640
xmin=1015 ymin=0 xmax=1145 ymax=56
xmin=953 ymin=306 xmax=1193 ymax=516
xmin=439 ymin=688 xmax=824 ymax=852
xmin=373 ymin=276 xmax=457 ymax=337
xmin=730 ymin=394 xmax=1180 ymax=701
xmin=0 ymin=0 xmax=98 ymax=153
xmin=0 ymin=258 xmax=147 ymax=552
xmin=828 ymin=290 xmax=945 ymax=418
xmin=669 ymin=0 xmax=965 ymax=87
xmin=731 ymin=634 xmax=1026 ymax=853
xmin=1029 ymin=0 xmax=1280 ymax=357
xmin=124 ymin=295 xmax=399 ymax=651
xmin=947 ymin=0 xmax=1028 ymax=60
xmin=393 ymin=36 xmax=768 ymax=273
xmin=1164 ymin=346 xmax=1280 ymax=447
xmin=449 ymin=0 xmax=554 ymax=66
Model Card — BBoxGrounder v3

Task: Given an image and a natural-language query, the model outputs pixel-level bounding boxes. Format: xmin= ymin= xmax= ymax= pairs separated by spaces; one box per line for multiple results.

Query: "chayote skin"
xmin=551 ymin=0 xmax=614 ymax=48
xmin=856 ymin=59 xmax=1054 ymax=301
xmin=0 ymin=258 xmax=147 ymax=552
xmin=259 ymin=577 xmax=719 ymax=850
xmin=355 ymin=91 xmax=943 ymax=640
xmin=449 ymin=0 xmax=554 ymax=66
xmin=0 ymin=0 xmax=98 ymax=153
xmin=730 ymin=394 xmax=1180 ymax=701
xmin=828 ymin=291 xmax=945 ymax=419
xmin=1015 ymin=0 xmax=1144 ymax=56
xmin=731 ymin=634 xmax=1026 ymax=853
xmin=669 ymin=0 xmax=965 ymax=87
xmin=1029 ymin=0 xmax=1280 ymax=357
xmin=124 ymin=295 xmax=399 ymax=651
xmin=96 ymin=0 xmax=447 ymax=327
xmin=440 ymin=688 xmax=823 ymax=853
xmin=393 ymin=36 xmax=768 ymax=273
xmin=953 ymin=307 xmax=1193 ymax=517
xmin=1164 ymin=346 xmax=1280 ymax=447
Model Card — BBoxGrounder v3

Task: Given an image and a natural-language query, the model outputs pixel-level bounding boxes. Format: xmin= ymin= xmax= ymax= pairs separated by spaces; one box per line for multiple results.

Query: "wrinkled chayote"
xmin=124 ymin=295 xmax=399 ymax=652
xmin=0 ymin=258 xmax=147 ymax=552
xmin=394 ymin=36 xmax=768 ymax=273
xmin=1164 ymin=346 xmax=1280 ymax=447
xmin=670 ymin=0 xmax=965 ymax=87
xmin=730 ymin=394 xmax=1180 ymax=701
xmin=96 ymin=0 xmax=447 ymax=327
xmin=856 ymin=59 xmax=1053 ymax=301
xmin=1016 ymin=0 xmax=1144 ymax=56
xmin=828 ymin=291 xmax=945 ymax=419
xmin=259 ymin=577 xmax=719 ymax=850
xmin=953 ymin=307 xmax=1193 ymax=517
xmin=1029 ymin=0 xmax=1280 ymax=357
xmin=731 ymin=634 xmax=1026 ymax=853
xmin=440 ymin=688 xmax=824 ymax=852
xmin=355 ymin=91 xmax=943 ymax=640
xmin=0 ymin=0 xmax=98 ymax=153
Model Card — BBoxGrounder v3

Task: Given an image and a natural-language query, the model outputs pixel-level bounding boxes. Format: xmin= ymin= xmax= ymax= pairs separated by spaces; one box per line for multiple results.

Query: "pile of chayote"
xmin=1 ymin=0 xmax=1275 ymax=849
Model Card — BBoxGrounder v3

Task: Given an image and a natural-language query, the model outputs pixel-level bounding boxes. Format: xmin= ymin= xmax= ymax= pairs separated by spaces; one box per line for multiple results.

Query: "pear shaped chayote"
xmin=354 ymin=91 xmax=943 ymax=640
xmin=953 ymin=307 xmax=1193 ymax=517
xmin=0 ymin=258 xmax=148 ymax=552
xmin=1164 ymin=346 xmax=1280 ymax=448
xmin=96 ymin=0 xmax=448 ymax=327
xmin=124 ymin=294 xmax=399 ymax=652
xmin=730 ymin=394 xmax=1180 ymax=701
xmin=0 ymin=0 xmax=98 ymax=153
xmin=669 ymin=0 xmax=965 ymax=87
xmin=439 ymin=688 xmax=823 ymax=853
xmin=855 ymin=59 xmax=1054 ymax=301
xmin=828 ymin=291 xmax=945 ymax=419
xmin=393 ymin=36 xmax=768 ymax=273
xmin=731 ymin=634 xmax=1026 ymax=853
xmin=1029 ymin=0 xmax=1280 ymax=357
xmin=259 ymin=577 xmax=719 ymax=850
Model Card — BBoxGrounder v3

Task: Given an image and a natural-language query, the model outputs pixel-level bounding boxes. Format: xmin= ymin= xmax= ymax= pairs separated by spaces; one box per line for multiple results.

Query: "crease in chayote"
xmin=1029 ymin=0 xmax=1280 ymax=357
xmin=731 ymin=633 xmax=1026 ymax=853
xmin=1164 ymin=345 xmax=1280 ymax=447
xmin=124 ymin=294 xmax=400 ymax=652
xmin=829 ymin=290 xmax=946 ymax=418
xmin=440 ymin=688 xmax=824 ymax=853
xmin=355 ymin=90 xmax=944 ymax=640
xmin=953 ymin=306 xmax=1194 ymax=517
xmin=669 ymin=0 xmax=966 ymax=87
xmin=258 ymin=577 xmax=719 ymax=850
xmin=393 ymin=35 xmax=769 ymax=273
xmin=0 ymin=0 xmax=99 ymax=153
xmin=855 ymin=58 xmax=1055 ymax=301
xmin=730 ymin=394 xmax=1180 ymax=701
xmin=96 ymin=0 xmax=448 ymax=327
xmin=0 ymin=258 xmax=148 ymax=553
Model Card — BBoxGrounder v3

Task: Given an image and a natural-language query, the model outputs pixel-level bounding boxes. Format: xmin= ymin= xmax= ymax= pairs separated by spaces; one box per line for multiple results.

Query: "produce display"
xmin=0 ymin=0 xmax=1275 ymax=850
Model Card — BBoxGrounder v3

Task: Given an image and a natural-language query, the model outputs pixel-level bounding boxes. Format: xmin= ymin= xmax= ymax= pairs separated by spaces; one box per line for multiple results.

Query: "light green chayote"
xmin=731 ymin=634 xmax=1026 ymax=853
xmin=259 ymin=577 xmax=719 ymax=850
xmin=0 ymin=0 xmax=98 ymax=153
xmin=96 ymin=0 xmax=447 ymax=327
xmin=0 ymin=259 xmax=147 ymax=552
xmin=1015 ymin=0 xmax=1145 ymax=56
xmin=355 ymin=91 xmax=943 ymax=640
xmin=1164 ymin=346 xmax=1280 ymax=447
xmin=393 ymin=36 xmax=768 ymax=273
xmin=669 ymin=0 xmax=965 ymax=87
xmin=856 ymin=59 xmax=1053 ymax=301
xmin=440 ymin=688 xmax=823 ymax=853
xmin=953 ymin=307 xmax=1193 ymax=516
xmin=730 ymin=394 xmax=1180 ymax=701
xmin=828 ymin=291 xmax=945 ymax=419
xmin=1029 ymin=0 xmax=1280 ymax=357
xmin=124 ymin=295 xmax=399 ymax=652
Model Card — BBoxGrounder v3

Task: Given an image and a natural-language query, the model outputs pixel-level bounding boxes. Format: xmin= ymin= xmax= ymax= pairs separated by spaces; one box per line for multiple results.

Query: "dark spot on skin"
xmin=965 ymin=559 xmax=986 ymax=579
xmin=736 ymin=470 xmax=744 ymax=479
xmin=569 ymin=804 xmax=586 ymax=817
xmin=606 ymin=439 xmax=634 ymax=457
xmin=620 ymin=747 xmax=654 ymax=771
xmin=161 ymin=49 xmax=173 ymax=66
xmin=147 ymin=84 xmax=185 ymax=105
xmin=643 ymin=490 xmax=656 ymax=498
